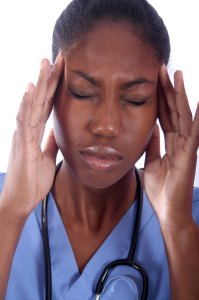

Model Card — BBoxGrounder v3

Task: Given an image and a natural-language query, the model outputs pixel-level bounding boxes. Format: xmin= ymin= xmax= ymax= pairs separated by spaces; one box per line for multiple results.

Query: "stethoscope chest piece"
xmin=96 ymin=275 xmax=139 ymax=300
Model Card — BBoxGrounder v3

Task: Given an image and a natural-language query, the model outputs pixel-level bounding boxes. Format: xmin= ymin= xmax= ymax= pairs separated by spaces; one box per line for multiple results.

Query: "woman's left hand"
xmin=144 ymin=64 xmax=199 ymax=230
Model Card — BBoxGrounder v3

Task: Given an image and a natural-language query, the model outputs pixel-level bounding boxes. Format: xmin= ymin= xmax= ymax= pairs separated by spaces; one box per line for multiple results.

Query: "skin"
xmin=51 ymin=22 xmax=160 ymax=273
xmin=0 ymin=20 xmax=199 ymax=300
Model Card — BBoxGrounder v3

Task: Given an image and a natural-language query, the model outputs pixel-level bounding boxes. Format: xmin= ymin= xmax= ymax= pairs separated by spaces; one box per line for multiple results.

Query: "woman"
xmin=0 ymin=0 xmax=199 ymax=299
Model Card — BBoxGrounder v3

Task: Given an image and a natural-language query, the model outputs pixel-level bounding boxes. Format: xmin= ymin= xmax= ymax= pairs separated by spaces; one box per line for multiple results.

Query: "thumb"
xmin=43 ymin=128 xmax=59 ymax=163
xmin=145 ymin=123 xmax=161 ymax=167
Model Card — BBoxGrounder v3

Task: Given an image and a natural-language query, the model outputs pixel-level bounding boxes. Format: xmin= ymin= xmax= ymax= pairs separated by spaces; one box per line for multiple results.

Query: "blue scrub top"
xmin=0 ymin=172 xmax=199 ymax=300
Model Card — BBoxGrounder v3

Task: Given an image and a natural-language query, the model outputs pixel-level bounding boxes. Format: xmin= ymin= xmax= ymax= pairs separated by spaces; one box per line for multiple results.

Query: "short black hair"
xmin=52 ymin=0 xmax=170 ymax=65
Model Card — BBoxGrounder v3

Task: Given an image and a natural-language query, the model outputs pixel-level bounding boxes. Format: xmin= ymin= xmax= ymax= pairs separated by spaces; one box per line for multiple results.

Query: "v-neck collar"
xmin=35 ymin=190 xmax=154 ymax=300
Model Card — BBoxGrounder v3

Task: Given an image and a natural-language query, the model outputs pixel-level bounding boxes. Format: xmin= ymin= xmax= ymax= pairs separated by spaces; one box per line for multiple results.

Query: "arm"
xmin=144 ymin=65 xmax=199 ymax=299
xmin=161 ymin=219 xmax=199 ymax=299
xmin=0 ymin=55 xmax=64 ymax=299
xmin=0 ymin=205 xmax=27 ymax=300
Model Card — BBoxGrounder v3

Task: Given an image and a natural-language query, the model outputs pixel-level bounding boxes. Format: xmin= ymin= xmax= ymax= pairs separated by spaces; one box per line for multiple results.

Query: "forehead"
xmin=65 ymin=21 xmax=160 ymax=80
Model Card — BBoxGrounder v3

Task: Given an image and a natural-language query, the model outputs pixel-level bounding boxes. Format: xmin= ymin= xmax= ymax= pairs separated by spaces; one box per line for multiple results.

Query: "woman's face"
xmin=53 ymin=22 xmax=161 ymax=188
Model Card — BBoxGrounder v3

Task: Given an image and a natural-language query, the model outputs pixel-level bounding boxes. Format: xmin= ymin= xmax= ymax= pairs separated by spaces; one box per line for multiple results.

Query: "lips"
xmin=79 ymin=146 xmax=124 ymax=171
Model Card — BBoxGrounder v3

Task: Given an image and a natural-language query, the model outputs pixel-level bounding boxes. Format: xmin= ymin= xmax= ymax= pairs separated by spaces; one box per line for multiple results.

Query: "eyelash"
xmin=70 ymin=91 xmax=147 ymax=106
xmin=125 ymin=100 xmax=147 ymax=106
xmin=71 ymin=92 xmax=91 ymax=99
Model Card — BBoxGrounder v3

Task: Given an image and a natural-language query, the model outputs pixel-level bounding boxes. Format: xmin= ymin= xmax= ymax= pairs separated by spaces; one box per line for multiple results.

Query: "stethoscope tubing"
xmin=42 ymin=193 xmax=52 ymax=300
xmin=42 ymin=160 xmax=63 ymax=300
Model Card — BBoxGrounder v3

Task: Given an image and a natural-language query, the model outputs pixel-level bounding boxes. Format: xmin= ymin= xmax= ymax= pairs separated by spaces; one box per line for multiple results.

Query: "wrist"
xmin=160 ymin=217 xmax=199 ymax=253
xmin=159 ymin=217 xmax=199 ymax=300
xmin=0 ymin=194 xmax=29 ymax=227
xmin=158 ymin=209 xmax=196 ymax=232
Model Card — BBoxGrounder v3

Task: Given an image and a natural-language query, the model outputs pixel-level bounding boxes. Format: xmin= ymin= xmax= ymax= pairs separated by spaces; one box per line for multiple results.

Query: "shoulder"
xmin=193 ymin=187 xmax=199 ymax=202
xmin=0 ymin=172 xmax=6 ymax=193
xmin=191 ymin=187 xmax=199 ymax=227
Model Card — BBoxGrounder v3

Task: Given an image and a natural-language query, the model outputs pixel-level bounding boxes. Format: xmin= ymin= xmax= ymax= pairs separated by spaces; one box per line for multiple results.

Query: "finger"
xmin=184 ymin=102 xmax=199 ymax=154
xmin=37 ymin=54 xmax=65 ymax=147
xmin=30 ymin=59 xmax=51 ymax=129
xmin=41 ymin=53 xmax=65 ymax=124
xmin=145 ymin=123 xmax=161 ymax=166
xmin=158 ymin=81 xmax=173 ymax=133
xmin=43 ymin=128 xmax=59 ymax=163
xmin=174 ymin=71 xmax=192 ymax=139
xmin=16 ymin=83 xmax=35 ymax=144
xmin=159 ymin=64 xmax=179 ymax=132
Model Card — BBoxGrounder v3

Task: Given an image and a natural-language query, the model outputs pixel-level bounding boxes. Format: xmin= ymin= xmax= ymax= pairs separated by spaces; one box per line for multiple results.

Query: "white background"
xmin=0 ymin=0 xmax=198 ymax=186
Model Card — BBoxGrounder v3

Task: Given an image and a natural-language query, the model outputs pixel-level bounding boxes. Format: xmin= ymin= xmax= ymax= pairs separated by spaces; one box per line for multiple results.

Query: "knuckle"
xmin=177 ymin=111 xmax=186 ymax=119
xmin=40 ymin=112 xmax=48 ymax=123
xmin=174 ymin=89 xmax=181 ymax=96
xmin=16 ymin=114 xmax=23 ymax=127
xmin=169 ymin=107 xmax=177 ymax=115
xmin=179 ymin=132 xmax=187 ymax=140
xmin=173 ymin=126 xmax=178 ymax=132
xmin=31 ymin=123 xmax=39 ymax=130
xmin=36 ymin=100 xmax=45 ymax=108
xmin=47 ymin=97 xmax=54 ymax=107
xmin=38 ymin=74 xmax=49 ymax=85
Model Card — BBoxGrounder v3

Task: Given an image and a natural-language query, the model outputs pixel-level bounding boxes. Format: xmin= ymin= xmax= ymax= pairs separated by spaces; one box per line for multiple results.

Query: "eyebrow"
xmin=69 ymin=70 xmax=102 ymax=87
xmin=69 ymin=69 xmax=155 ymax=89
xmin=119 ymin=78 xmax=155 ymax=90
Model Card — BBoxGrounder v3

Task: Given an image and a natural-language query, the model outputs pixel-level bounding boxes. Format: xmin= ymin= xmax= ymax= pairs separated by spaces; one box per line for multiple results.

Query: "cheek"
xmin=53 ymin=97 xmax=93 ymax=161
xmin=53 ymin=76 xmax=88 ymax=152
xmin=124 ymin=98 xmax=158 ymax=161
xmin=53 ymin=103 xmax=80 ymax=151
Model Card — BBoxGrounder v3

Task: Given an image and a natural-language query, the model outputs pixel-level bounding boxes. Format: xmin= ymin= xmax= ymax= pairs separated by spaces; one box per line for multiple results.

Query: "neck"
xmin=51 ymin=160 xmax=138 ymax=234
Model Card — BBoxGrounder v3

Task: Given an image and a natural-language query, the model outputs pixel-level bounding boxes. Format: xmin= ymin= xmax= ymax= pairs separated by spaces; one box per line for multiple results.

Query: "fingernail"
xmin=40 ymin=58 xmax=45 ymax=70
xmin=55 ymin=52 xmax=62 ymax=64
xmin=25 ymin=82 xmax=31 ymax=93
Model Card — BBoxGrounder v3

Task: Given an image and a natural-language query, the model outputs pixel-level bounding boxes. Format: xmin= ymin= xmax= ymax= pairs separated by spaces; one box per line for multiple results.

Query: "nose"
xmin=90 ymin=101 xmax=121 ymax=138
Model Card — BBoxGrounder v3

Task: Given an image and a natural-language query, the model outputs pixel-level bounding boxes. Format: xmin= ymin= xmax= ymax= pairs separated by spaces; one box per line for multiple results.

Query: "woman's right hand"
xmin=0 ymin=53 xmax=64 ymax=221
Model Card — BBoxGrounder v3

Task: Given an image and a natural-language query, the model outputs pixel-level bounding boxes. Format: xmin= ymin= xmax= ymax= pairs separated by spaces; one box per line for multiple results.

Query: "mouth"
xmin=79 ymin=146 xmax=124 ymax=171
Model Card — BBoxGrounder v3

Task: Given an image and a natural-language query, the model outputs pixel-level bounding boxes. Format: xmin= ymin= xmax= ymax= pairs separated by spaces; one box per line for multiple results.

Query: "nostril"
xmin=90 ymin=122 xmax=121 ymax=138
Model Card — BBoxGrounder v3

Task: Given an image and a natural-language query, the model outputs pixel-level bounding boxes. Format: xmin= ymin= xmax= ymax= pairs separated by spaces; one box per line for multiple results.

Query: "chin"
xmin=77 ymin=170 xmax=130 ymax=189
xmin=84 ymin=181 xmax=116 ymax=189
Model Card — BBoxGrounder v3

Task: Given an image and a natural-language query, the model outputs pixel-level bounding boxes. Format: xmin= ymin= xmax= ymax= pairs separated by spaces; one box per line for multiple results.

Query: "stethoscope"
xmin=42 ymin=160 xmax=148 ymax=300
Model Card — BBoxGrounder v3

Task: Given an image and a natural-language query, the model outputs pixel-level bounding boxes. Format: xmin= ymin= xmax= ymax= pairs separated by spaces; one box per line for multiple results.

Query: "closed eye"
xmin=70 ymin=90 xmax=91 ymax=99
xmin=70 ymin=88 xmax=148 ymax=105
xmin=126 ymin=100 xmax=147 ymax=106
